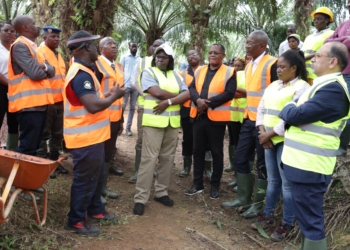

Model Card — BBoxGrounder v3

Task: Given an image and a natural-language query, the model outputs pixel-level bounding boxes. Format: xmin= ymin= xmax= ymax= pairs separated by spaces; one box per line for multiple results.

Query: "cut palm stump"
xmin=0 ymin=149 xmax=62 ymax=226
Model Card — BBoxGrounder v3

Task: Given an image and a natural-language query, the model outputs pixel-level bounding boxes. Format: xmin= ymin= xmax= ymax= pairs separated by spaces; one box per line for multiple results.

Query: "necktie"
xmin=111 ymin=63 xmax=116 ymax=72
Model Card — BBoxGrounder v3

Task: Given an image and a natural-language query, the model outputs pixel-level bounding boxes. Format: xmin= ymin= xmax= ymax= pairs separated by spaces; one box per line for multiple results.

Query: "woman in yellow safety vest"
xmin=251 ymin=50 xmax=310 ymax=241
xmin=133 ymin=44 xmax=189 ymax=216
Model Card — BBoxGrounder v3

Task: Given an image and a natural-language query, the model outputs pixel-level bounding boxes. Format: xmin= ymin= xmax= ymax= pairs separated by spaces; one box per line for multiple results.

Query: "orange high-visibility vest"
xmin=244 ymin=55 xmax=277 ymax=121
xmin=8 ymin=37 xmax=54 ymax=112
xmin=190 ymin=64 xmax=235 ymax=121
xmin=37 ymin=45 xmax=66 ymax=103
xmin=180 ymin=67 xmax=195 ymax=108
xmin=95 ymin=56 xmax=124 ymax=122
xmin=63 ymin=62 xmax=110 ymax=149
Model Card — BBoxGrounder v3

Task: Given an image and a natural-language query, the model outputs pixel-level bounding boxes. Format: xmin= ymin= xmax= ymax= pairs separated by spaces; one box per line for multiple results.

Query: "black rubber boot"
xmin=179 ymin=155 xmax=192 ymax=177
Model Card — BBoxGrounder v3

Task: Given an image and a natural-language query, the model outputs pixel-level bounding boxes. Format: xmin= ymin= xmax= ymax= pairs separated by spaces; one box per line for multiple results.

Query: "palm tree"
xmin=116 ymin=0 xmax=184 ymax=52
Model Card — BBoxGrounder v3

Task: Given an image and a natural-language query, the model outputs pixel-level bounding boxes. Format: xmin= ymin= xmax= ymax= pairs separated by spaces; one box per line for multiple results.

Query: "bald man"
xmin=95 ymin=37 xmax=125 ymax=204
xmin=221 ymin=31 xmax=278 ymax=219
xmin=279 ymin=42 xmax=349 ymax=249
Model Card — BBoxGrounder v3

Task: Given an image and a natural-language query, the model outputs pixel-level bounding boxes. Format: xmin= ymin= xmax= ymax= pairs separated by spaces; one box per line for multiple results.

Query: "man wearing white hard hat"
xmin=133 ymin=43 xmax=190 ymax=215
xmin=302 ymin=6 xmax=334 ymax=85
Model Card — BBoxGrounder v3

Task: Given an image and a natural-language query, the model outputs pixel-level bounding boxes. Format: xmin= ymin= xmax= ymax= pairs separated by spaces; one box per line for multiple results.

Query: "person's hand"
xmin=153 ymin=100 xmax=168 ymax=114
xmin=258 ymin=131 xmax=271 ymax=145
xmin=111 ymin=83 xmax=125 ymax=99
xmin=38 ymin=63 xmax=46 ymax=70
xmin=117 ymin=122 xmax=124 ymax=136
xmin=262 ymin=140 xmax=273 ymax=149
xmin=197 ymin=98 xmax=210 ymax=113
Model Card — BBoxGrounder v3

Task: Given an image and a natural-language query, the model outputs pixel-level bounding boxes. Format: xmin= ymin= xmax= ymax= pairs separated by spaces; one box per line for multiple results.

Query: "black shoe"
xmin=50 ymin=173 xmax=57 ymax=179
xmin=210 ymin=186 xmax=219 ymax=200
xmin=133 ymin=203 xmax=144 ymax=215
xmin=154 ymin=196 xmax=174 ymax=206
xmin=64 ymin=221 xmax=100 ymax=236
xmin=109 ymin=166 xmax=124 ymax=176
xmin=185 ymin=185 xmax=204 ymax=196
xmin=88 ymin=211 xmax=117 ymax=222
xmin=56 ymin=164 xmax=69 ymax=174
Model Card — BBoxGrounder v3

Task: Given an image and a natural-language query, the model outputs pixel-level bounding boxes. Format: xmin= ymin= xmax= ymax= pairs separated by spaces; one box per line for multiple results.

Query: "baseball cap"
xmin=154 ymin=43 xmax=174 ymax=57
xmin=67 ymin=30 xmax=100 ymax=51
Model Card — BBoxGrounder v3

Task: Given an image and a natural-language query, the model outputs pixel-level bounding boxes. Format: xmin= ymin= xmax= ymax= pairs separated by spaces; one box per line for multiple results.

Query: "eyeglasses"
xmin=314 ymin=53 xmax=333 ymax=60
xmin=1 ymin=29 xmax=15 ymax=33
xmin=187 ymin=53 xmax=198 ymax=59
xmin=156 ymin=55 xmax=169 ymax=60
xmin=208 ymin=51 xmax=224 ymax=55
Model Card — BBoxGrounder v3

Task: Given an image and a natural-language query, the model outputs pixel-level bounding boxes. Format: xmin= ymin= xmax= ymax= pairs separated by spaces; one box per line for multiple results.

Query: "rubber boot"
xmin=230 ymin=159 xmax=254 ymax=191
xmin=221 ymin=173 xmax=254 ymax=209
xmin=128 ymin=149 xmax=141 ymax=183
xmin=101 ymin=162 xmax=118 ymax=199
xmin=101 ymin=196 xmax=107 ymax=205
xmin=297 ymin=235 xmax=305 ymax=250
xmin=303 ymin=238 xmax=326 ymax=250
xmin=179 ymin=155 xmax=192 ymax=177
xmin=224 ymin=145 xmax=235 ymax=172
xmin=6 ymin=133 xmax=18 ymax=152
xmin=242 ymin=179 xmax=268 ymax=218
xmin=204 ymin=151 xmax=212 ymax=179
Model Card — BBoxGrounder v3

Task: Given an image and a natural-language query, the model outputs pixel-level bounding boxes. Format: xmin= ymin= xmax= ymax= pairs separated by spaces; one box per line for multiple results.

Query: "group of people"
xmin=1 ymin=4 xmax=350 ymax=249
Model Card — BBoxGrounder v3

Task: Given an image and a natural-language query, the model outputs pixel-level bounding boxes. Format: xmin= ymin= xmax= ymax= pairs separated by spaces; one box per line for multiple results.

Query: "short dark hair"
xmin=0 ymin=21 xmax=12 ymax=29
xmin=328 ymin=42 xmax=348 ymax=71
xmin=151 ymin=49 xmax=175 ymax=71
xmin=211 ymin=43 xmax=225 ymax=53
xmin=279 ymin=50 xmax=308 ymax=82
xmin=129 ymin=41 xmax=137 ymax=46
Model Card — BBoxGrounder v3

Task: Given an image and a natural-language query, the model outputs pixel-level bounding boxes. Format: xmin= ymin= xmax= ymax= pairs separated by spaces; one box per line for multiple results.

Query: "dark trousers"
xmin=235 ymin=119 xmax=266 ymax=179
xmin=181 ymin=116 xmax=193 ymax=156
xmin=16 ymin=110 xmax=47 ymax=156
xmin=0 ymin=87 xmax=18 ymax=134
xmin=227 ymin=121 xmax=242 ymax=147
xmin=37 ymin=102 xmax=63 ymax=160
xmin=104 ymin=121 xmax=121 ymax=162
xmin=289 ymin=180 xmax=328 ymax=240
xmin=192 ymin=115 xmax=226 ymax=188
xmin=68 ymin=142 xmax=105 ymax=224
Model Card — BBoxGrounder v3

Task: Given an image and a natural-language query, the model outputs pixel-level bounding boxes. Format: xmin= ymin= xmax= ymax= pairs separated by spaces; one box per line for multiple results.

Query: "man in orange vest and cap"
xmin=36 ymin=26 xmax=69 ymax=178
xmin=63 ymin=30 xmax=125 ymax=236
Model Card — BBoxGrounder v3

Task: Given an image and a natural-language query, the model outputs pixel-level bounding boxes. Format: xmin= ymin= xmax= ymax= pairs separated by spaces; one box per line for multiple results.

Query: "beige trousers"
xmin=134 ymin=125 xmax=178 ymax=204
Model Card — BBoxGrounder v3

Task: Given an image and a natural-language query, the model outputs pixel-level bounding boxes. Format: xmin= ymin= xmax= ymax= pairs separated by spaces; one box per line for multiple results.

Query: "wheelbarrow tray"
xmin=0 ymin=149 xmax=59 ymax=190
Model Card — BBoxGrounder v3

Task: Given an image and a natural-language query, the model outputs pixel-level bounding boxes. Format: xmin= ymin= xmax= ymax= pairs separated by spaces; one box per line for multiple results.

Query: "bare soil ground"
xmin=1 ymin=111 xmax=348 ymax=250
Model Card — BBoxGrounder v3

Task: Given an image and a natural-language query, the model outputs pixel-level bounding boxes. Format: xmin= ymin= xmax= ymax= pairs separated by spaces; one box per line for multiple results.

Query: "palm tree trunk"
xmin=294 ymin=0 xmax=314 ymax=40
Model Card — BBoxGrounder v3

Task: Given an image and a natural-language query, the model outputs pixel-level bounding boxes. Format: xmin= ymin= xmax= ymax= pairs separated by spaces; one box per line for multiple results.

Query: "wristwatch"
xmin=167 ymin=99 xmax=172 ymax=105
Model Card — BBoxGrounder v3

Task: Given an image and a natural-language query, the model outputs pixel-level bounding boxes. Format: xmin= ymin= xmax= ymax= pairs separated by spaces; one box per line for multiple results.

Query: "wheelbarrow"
xmin=0 ymin=149 xmax=62 ymax=226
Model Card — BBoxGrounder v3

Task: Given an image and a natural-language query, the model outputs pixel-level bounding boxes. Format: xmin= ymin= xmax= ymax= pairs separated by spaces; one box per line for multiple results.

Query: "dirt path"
xmin=1 ymin=111 xmax=296 ymax=250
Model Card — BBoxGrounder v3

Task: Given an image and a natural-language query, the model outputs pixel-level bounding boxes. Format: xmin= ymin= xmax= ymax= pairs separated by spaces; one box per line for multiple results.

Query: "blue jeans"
xmin=122 ymin=87 xmax=138 ymax=129
xmin=263 ymin=142 xmax=294 ymax=225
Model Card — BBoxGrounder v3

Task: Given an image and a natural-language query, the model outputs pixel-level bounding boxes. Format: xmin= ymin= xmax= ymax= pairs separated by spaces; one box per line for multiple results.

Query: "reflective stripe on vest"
xmin=95 ymin=57 xmax=124 ymax=122
xmin=37 ymin=45 xmax=66 ymax=103
xmin=282 ymin=75 xmax=350 ymax=175
xmin=142 ymin=67 xmax=181 ymax=128
xmin=8 ymin=37 xmax=54 ymax=112
xmin=190 ymin=64 xmax=234 ymax=121
xmin=244 ymin=55 xmax=277 ymax=121
xmin=303 ymin=29 xmax=334 ymax=79
xmin=63 ymin=62 xmax=110 ymax=149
